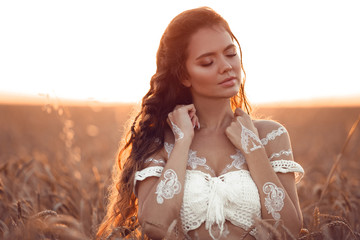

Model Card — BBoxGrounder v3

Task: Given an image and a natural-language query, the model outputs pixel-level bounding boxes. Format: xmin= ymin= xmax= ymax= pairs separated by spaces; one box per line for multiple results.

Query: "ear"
xmin=181 ymin=78 xmax=192 ymax=88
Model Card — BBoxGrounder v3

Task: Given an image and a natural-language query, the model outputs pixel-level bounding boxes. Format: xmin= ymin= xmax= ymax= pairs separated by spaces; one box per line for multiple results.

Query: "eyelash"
xmin=202 ymin=62 xmax=213 ymax=67
xmin=201 ymin=53 xmax=237 ymax=67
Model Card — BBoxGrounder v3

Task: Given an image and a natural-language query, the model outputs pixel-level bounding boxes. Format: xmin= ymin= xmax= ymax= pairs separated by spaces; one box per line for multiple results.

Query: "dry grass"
xmin=0 ymin=102 xmax=359 ymax=239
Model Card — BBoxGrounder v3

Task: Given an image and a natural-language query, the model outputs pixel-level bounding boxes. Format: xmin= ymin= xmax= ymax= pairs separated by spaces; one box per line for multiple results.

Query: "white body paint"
xmin=238 ymin=120 xmax=263 ymax=153
xmin=156 ymin=169 xmax=181 ymax=204
xmin=263 ymin=182 xmax=285 ymax=220
xmin=170 ymin=120 xmax=184 ymax=141
xmin=261 ymin=126 xmax=287 ymax=146
xmin=268 ymin=149 xmax=292 ymax=161
xmin=144 ymin=158 xmax=166 ymax=166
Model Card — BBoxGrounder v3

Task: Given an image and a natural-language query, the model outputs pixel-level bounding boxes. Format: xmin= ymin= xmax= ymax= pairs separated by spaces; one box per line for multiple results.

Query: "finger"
xmin=195 ymin=116 xmax=200 ymax=129
xmin=192 ymin=115 xmax=200 ymax=129
xmin=236 ymin=116 xmax=243 ymax=126
xmin=176 ymin=103 xmax=194 ymax=110
xmin=180 ymin=104 xmax=196 ymax=122
xmin=191 ymin=117 xmax=196 ymax=128
xmin=173 ymin=105 xmax=184 ymax=111
xmin=189 ymin=110 xmax=196 ymax=119
xmin=225 ymin=125 xmax=233 ymax=139
xmin=167 ymin=112 xmax=173 ymax=120
xmin=186 ymin=104 xmax=196 ymax=115
xmin=234 ymin=108 xmax=244 ymax=117
xmin=166 ymin=116 xmax=171 ymax=127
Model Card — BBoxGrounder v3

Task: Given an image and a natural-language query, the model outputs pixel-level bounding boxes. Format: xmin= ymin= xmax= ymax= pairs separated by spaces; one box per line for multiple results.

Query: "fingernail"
xmin=193 ymin=124 xmax=196 ymax=128
xmin=197 ymin=122 xmax=201 ymax=129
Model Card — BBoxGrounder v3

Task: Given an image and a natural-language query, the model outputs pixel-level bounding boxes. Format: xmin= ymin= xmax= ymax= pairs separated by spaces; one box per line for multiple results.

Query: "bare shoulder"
xmin=253 ymin=119 xmax=287 ymax=138
xmin=141 ymin=129 xmax=173 ymax=167
xmin=253 ymin=119 xmax=292 ymax=152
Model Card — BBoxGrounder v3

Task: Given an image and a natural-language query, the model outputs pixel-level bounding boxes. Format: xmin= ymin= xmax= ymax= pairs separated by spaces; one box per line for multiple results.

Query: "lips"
xmin=219 ymin=76 xmax=237 ymax=85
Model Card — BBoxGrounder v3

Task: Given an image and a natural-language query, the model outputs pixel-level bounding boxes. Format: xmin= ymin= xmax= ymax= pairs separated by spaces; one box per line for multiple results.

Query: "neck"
xmin=193 ymin=97 xmax=234 ymax=131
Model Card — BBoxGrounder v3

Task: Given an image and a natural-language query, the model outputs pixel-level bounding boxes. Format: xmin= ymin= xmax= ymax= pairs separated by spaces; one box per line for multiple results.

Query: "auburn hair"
xmin=96 ymin=6 xmax=251 ymax=239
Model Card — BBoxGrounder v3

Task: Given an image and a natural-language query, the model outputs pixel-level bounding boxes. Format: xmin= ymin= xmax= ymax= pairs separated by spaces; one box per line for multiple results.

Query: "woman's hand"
xmin=167 ymin=104 xmax=200 ymax=142
xmin=225 ymin=108 xmax=262 ymax=155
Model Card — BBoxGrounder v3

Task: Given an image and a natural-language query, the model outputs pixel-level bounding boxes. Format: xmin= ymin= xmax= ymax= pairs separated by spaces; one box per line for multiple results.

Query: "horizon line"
xmin=0 ymin=91 xmax=359 ymax=108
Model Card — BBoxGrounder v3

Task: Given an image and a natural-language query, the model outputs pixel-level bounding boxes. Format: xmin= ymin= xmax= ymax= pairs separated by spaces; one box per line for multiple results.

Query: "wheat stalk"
xmin=318 ymin=115 xmax=360 ymax=204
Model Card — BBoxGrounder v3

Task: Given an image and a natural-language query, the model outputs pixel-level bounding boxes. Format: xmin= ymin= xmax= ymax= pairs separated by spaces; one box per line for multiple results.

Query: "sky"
xmin=0 ymin=0 xmax=359 ymax=104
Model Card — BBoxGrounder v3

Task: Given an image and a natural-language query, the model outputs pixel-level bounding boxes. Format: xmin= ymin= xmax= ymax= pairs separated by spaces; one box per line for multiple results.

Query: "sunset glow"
xmin=1 ymin=0 xmax=359 ymax=105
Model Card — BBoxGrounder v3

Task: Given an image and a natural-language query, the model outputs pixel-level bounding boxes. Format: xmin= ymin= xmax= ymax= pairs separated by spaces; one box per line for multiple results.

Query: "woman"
xmin=97 ymin=6 xmax=304 ymax=240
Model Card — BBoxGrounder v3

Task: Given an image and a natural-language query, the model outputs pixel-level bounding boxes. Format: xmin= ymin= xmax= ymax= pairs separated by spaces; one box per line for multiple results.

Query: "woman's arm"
xmin=136 ymin=104 xmax=199 ymax=239
xmin=225 ymin=109 xmax=303 ymax=237
xmin=137 ymin=139 xmax=190 ymax=239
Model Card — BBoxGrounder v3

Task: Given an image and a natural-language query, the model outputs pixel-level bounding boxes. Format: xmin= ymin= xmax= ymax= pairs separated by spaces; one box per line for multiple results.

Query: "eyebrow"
xmin=195 ymin=44 xmax=236 ymax=60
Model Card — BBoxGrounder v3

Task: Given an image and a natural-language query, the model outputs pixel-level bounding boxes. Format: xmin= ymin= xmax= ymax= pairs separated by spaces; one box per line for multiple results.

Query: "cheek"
xmin=188 ymin=66 xmax=217 ymax=85
xmin=232 ymin=60 xmax=242 ymax=79
xmin=233 ymin=57 xmax=241 ymax=72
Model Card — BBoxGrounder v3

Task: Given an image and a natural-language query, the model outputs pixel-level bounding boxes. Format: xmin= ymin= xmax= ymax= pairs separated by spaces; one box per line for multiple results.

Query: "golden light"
xmin=1 ymin=0 xmax=359 ymax=105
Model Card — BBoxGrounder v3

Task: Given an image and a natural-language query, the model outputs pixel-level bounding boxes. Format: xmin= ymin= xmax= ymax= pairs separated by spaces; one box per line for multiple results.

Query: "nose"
xmin=219 ymin=57 xmax=232 ymax=74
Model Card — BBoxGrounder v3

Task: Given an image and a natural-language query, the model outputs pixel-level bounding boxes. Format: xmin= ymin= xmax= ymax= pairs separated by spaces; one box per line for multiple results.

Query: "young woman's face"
xmin=183 ymin=25 xmax=241 ymax=100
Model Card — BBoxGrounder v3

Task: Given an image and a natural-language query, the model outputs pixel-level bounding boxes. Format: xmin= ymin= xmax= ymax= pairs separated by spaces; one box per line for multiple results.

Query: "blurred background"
xmin=0 ymin=1 xmax=359 ymax=239
xmin=1 ymin=0 xmax=360 ymax=105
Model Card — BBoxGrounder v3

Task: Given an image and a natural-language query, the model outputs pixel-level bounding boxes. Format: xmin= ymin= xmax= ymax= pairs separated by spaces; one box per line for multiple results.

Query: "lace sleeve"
xmin=270 ymin=160 xmax=304 ymax=183
xmin=133 ymin=166 xmax=164 ymax=195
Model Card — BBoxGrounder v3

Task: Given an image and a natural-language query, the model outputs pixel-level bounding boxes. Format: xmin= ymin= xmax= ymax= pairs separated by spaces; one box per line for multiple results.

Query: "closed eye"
xmin=201 ymin=61 xmax=213 ymax=67
xmin=227 ymin=53 xmax=237 ymax=57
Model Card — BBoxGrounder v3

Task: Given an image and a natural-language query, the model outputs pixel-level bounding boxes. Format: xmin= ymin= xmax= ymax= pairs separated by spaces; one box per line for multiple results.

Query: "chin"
xmin=219 ymin=92 xmax=239 ymax=100
xmin=227 ymin=87 xmax=241 ymax=98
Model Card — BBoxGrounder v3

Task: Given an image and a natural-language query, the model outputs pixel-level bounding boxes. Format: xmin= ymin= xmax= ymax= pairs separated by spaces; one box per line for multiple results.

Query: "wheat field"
xmin=0 ymin=102 xmax=359 ymax=239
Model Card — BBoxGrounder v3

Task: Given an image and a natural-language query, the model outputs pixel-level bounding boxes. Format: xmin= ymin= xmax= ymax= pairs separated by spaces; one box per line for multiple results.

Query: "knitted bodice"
xmin=181 ymin=169 xmax=261 ymax=238
xmin=134 ymin=140 xmax=304 ymax=239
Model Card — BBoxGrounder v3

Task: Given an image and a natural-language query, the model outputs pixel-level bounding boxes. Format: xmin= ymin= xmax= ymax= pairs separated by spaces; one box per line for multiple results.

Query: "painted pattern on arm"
xmin=238 ymin=119 xmax=263 ymax=153
xmin=263 ymin=182 xmax=285 ymax=220
xmin=145 ymin=158 xmax=166 ymax=166
xmin=170 ymin=120 xmax=184 ymax=141
xmin=155 ymin=169 xmax=181 ymax=204
xmin=260 ymin=126 xmax=287 ymax=146
xmin=268 ymin=149 xmax=292 ymax=161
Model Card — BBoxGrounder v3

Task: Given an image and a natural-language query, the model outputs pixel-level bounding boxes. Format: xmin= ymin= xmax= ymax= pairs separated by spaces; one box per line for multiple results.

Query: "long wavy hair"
xmin=96 ymin=6 xmax=251 ymax=239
